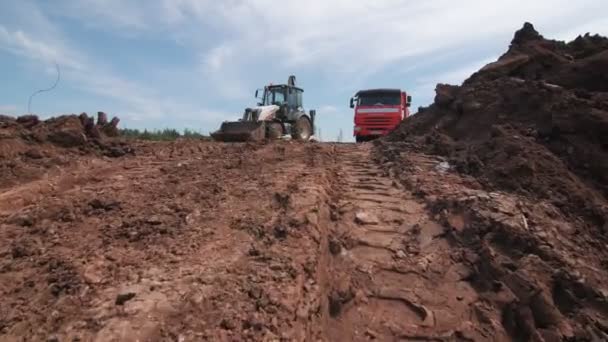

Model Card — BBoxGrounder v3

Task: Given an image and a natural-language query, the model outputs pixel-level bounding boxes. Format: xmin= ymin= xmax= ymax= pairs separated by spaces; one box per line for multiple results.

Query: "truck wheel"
xmin=356 ymin=136 xmax=365 ymax=143
xmin=291 ymin=117 xmax=312 ymax=141
xmin=267 ymin=122 xmax=283 ymax=140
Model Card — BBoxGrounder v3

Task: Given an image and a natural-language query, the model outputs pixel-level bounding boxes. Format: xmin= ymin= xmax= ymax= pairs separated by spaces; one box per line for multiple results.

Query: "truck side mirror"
xmin=406 ymin=95 xmax=412 ymax=107
xmin=350 ymin=98 xmax=354 ymax=108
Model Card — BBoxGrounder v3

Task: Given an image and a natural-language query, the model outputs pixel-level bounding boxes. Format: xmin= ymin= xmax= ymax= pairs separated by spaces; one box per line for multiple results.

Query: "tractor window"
xmin=273 ymin=91 xmax=285 ymax=105
xmin=264 ymin=88 xmax=286 ymax=106
xmin=287 ymin=89 xmax=297 ymax=107
xmin=296 ymin=91 xmax=303 ymax=107
xmin=358 ymin=93 xmax=401 ymax=106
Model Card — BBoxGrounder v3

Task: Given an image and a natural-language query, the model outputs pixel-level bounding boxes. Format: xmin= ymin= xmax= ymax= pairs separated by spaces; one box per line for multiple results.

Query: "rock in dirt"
xmin=273 ymin=225 xmax=288 ymax=239
xmin=329 ymin=239 xmax=342 ymax=255
xmin=24 ymin=148 xmax=44 ymax=159
xmin=89 ymin=198 xmax=121 ymax=211
xmin=395 ymin=250 xmax=407 ymax=259
xmin=220 ymin=318 xmax=237 ymax=330
xmin=146 ymin=215 xmax=163 ymax=225
xmin=115 ymin=292 xmax=136 ymax=305
xmin=355 ymin=211 xmax=379 ymax=225
xmin=105 ymin=146 xmax=127 ymax=157
xmin=435 ymin=161 xmax=451 ymax=173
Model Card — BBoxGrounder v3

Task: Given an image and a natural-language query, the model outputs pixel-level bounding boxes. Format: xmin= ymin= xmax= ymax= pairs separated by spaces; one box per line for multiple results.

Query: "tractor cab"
xmin=256 ymin=84 xmax=304 ymax=120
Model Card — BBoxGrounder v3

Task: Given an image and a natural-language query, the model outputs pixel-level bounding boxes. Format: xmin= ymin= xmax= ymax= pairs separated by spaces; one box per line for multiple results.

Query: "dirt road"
xmin=1 ymin=140 xmax=606 ymax=341
xmin=325 ymin=145 xmax=482 ymax=340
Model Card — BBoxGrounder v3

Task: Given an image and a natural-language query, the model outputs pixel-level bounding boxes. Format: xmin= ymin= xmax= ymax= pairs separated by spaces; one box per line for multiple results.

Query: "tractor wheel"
xmin=267 ymin=122 xmax=283 ymax=140
xmin=291 ymin=117 xmax=312 ymax=141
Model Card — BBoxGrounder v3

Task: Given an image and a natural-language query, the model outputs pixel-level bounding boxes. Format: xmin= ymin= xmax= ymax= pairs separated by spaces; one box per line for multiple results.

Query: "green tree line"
xmin=119 ymin=128 xmax=210 ymax=141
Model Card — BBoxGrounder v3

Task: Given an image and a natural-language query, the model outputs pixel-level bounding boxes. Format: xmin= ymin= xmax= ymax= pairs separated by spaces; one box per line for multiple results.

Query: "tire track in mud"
xmin=323 ymin=144 xmax=487 ymax=341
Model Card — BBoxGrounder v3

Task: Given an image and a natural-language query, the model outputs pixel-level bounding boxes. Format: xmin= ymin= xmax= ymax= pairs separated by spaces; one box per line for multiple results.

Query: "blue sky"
xmin=1 ymin=1 xmax=607 ymax=141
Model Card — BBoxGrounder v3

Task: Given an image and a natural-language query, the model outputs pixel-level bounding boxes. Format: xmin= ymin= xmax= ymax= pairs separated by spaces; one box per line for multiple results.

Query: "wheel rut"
xmin=325 ymin=144 xmax=482 ymax=341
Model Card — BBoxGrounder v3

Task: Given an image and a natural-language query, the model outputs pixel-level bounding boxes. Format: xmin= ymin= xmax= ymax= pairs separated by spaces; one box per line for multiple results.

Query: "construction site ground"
xmin=3 ymin=138 xmax=606 ymax=341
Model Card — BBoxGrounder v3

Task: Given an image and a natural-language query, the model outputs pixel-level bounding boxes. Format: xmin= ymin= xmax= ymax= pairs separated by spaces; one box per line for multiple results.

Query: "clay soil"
xmin=1 ymin=23 xmax=608 ymax=342
xmin=0 ymin=137 xmax=530 ymax=341
xmin=2 ymin=137 xmax=606 ymax=341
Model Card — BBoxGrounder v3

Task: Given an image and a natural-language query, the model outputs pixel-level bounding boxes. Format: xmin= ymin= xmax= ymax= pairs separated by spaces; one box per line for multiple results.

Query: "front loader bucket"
xmin=211 ymin=121 xmax=266 ymax=142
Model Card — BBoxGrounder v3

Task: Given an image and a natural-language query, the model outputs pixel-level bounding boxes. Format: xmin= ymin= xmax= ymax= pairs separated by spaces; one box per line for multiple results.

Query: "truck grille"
xmin=361 ymin=117 xmax=393 ymax=127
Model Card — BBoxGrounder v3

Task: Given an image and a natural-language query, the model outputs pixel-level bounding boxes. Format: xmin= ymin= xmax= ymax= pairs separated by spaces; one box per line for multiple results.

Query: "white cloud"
xmin=0 ymin=27 xmax=84 ymax=70
xmin=56 ymin=0 xmax=605 ymax=74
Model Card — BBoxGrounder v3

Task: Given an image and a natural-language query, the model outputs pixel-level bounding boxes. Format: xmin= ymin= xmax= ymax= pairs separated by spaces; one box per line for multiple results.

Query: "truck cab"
xmin=350 ymin=89 xmax=411 ymax=142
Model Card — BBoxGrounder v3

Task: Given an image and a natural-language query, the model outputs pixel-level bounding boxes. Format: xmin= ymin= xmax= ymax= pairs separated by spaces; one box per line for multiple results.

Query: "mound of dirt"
xmin=386 ymin=22 xmax=608 ymax=227
xmin=377 ymin=23 xmax=608 ymax=340
xmin=0 ymin=112 xmax=132 ymax=189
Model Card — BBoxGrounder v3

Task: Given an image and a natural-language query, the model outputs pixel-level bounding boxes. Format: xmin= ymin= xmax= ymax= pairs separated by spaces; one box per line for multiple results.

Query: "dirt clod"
xmin=115 ymin=292 xmax=136 ymax=305
xmin=9 ymin=213 xmax=34 ymax=227
xmin=220 ymin=318 xmax=237 ymax=330
xmin=329 ymin=239 xmax=341 ymax=255
xmin=89 ymin=198 xmax=121 ymax=211
xmin=24 ymin=148 xmax=44 ymax=159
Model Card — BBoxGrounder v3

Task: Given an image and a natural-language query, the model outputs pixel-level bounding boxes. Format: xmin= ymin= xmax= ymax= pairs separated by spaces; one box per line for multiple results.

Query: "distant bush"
xmin=119 ymin=128 xmax=209 ymax=141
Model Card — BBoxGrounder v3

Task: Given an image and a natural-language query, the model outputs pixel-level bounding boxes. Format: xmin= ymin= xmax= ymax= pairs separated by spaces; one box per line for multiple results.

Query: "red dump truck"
xmin=350 ymin=88 xmax=411 ymax=142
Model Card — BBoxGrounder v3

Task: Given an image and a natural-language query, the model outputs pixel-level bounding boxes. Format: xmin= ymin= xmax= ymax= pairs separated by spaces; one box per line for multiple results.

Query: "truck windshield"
xmin=264 ymin=88 xmax=285 ymax=106
xmin=358 ymin=93 xmax=400 ymax=106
